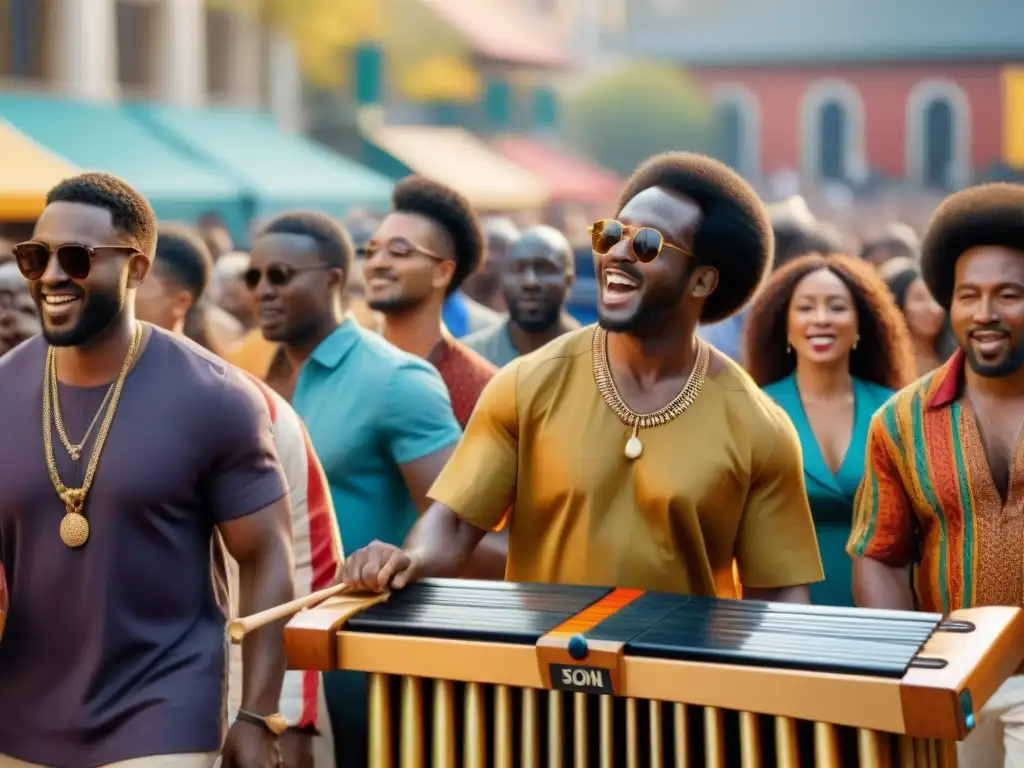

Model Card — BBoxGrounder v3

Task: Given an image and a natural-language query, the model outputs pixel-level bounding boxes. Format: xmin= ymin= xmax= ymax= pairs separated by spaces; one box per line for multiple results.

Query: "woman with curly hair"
xmin=743 ymin=253 xmax=915 ymax=606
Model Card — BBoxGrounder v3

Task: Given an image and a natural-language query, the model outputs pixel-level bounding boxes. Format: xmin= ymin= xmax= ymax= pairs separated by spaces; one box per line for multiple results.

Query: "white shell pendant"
xmin=625 ymin=423 xmax=643 ymax=460
xmin=624 ymin=436 xmax=643 ymax=460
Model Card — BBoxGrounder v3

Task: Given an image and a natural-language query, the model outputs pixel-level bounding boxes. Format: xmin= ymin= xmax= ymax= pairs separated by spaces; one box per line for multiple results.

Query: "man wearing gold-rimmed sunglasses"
xmin=341 ymin=152 xmax=823 ymax=613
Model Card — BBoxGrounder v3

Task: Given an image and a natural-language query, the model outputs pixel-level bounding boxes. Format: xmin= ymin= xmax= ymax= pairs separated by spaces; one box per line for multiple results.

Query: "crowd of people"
xmin=0 ymin=151 xmax=1023 ymax=767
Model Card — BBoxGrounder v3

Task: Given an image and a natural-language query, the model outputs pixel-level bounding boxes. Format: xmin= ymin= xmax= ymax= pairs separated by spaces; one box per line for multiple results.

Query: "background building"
xmin=627 ymin=0 xmax=1024 ymax=191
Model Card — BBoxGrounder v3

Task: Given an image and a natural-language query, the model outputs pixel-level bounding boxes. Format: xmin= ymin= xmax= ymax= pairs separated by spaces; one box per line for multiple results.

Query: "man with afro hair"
xmin=849 ymin=182 xmax=1024 ymax=767
xmin=364 ymin=175 xmax=498 ymax=430
xmin=340 ymin=152 xmax=824 ymax=608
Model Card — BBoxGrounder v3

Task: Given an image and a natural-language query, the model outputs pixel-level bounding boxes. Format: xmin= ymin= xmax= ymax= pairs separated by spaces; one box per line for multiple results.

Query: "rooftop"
xmin=628 ymin=0 xmax=1024 ymax=66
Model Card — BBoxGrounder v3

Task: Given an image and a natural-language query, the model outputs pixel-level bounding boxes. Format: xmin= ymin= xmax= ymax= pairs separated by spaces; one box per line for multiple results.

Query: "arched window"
xmin=819 ymin=100 xmax=848 ymax=181
xmin=711 ymin=85 xmax=761 ymax=179
xmin=905 ymin=80 xmax=971 ymax=190
xmin=800 ymin=80 xmax=866 ymax=183
xmin=715 ymin=102 xmax=745 ymax=171
xmin=923 ymin=99 xmax=954 ymax=189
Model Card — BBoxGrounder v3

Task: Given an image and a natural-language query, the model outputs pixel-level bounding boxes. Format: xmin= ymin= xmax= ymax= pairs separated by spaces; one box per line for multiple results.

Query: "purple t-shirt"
xmin=0 ymin=329 xmax=288 ymax=767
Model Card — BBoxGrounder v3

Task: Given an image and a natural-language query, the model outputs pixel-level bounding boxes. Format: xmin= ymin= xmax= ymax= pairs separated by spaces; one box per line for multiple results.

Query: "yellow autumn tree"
xmin=206 ymin=0 xmax=383 ymax=86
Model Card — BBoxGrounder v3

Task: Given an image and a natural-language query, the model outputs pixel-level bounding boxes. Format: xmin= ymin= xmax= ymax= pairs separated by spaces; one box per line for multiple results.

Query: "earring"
xmin=853 ymin=335 xmax=860 ymax=350
xmin=786 ymin=342 xmax=792 ymax=354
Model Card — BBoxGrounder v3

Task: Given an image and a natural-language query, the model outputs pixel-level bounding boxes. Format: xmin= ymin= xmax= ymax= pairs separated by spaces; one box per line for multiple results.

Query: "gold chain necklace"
xmin=43 ymin=323 xmax=142 ymax=548
xmin=592 ymin=327 xmax=710 ymax=460
xmin=49 ymin=361 xmax=115 ymax=460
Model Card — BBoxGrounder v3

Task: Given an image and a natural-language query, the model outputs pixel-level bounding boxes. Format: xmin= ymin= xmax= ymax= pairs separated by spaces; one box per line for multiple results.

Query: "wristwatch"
xmin=236 ymin=709 xmax=288 ymax=736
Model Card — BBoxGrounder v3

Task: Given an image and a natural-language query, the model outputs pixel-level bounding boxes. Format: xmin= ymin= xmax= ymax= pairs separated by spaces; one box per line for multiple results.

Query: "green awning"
xmin=0 ymin=94 xmax=247 ymax=231
xmin=127 ymin=105 xmax=394 ymax=219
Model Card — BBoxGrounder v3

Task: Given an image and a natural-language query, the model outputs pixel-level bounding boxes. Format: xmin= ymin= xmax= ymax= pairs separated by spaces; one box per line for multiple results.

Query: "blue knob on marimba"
xmin=568 ymin=633 xmax=588 ymax=660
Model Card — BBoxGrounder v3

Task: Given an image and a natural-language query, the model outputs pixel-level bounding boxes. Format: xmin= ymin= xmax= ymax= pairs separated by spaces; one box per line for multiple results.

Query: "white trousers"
xmin=958 ymin=676 xmax=1024 ymax=767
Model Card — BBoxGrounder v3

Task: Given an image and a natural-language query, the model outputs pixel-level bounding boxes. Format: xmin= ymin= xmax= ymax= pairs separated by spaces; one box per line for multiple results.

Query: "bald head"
xmin=501 ymin=224 xmax=575 ymax=334
xmin=510 ymin=225 xmax=573 ymax=274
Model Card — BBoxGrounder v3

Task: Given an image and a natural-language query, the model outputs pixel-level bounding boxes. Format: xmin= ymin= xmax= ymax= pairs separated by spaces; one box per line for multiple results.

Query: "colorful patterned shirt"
xmin=225 ymin=373 xmax=343 ymax=731
xmin=428 ymin=336 xmax=498 ymax=429
xmin=847 ymin=349 xmax=1024 ymax=614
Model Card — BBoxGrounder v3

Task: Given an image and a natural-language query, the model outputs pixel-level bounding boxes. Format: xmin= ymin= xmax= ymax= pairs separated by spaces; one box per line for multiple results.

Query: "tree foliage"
xmin=564 ymin=62 xmax=714 ymax=176
xmin=205 ymin=0 xmax=383 ymax=86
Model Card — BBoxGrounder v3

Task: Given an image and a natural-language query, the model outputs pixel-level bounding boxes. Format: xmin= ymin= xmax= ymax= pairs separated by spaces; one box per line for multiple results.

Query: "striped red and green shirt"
xmin=847 ymin=349 xmax=1024 ymax=614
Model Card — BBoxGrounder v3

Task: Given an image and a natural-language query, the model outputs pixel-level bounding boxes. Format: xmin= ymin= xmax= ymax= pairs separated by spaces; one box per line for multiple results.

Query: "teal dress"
xmin=762 ymin=374 xmax=893 ymax=607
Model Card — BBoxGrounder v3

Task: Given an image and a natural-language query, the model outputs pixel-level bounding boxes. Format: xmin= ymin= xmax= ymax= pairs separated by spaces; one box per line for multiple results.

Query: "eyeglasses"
xmin=12 ymin=241 xmax=138 ymax=281
xmin=357 ymin=238 xmax=444 ymax=262
xmin=244 ymin=263 xmax=330 ymax=290
xmin=588 ymin=219 xmax=691 ymax=264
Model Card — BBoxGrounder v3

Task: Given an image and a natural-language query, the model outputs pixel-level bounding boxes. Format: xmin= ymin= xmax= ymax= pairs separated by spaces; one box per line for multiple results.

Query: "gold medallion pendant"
xmin=60 ymin=511 xmax=90 ymax=548
xmin=592 ymin=328 xmax=710 ymax=460
xmin=43 ymin=323 xmax=142 ymax=548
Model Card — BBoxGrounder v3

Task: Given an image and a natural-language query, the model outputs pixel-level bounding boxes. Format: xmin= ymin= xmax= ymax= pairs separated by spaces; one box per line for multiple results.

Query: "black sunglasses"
xmin=244 ymin=263 xmax=330 ymax=290
xmin=588 ymin=219 xmax=691 ymax=264
xmin=13 ymin=241 xmax=138 ymax=281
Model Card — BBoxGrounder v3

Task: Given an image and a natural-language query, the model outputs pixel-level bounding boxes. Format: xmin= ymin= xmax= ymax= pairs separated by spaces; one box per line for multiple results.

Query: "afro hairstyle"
xmin=920 ymin=183 xmax=1024 ymax=310
xmin=392 ymin=175 xmax=484 ymax=295
xmin=46 ymin=172 xmax=157 ymax=258
xmin=616 ymin=152 xmax=773 ymax=323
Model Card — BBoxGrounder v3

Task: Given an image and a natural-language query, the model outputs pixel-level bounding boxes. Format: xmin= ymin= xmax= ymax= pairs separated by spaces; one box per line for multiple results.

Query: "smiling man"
xmin=463 ymin=225 xmax=579 ymax=368
xmin=364 ymin=176 xmax=497 ymax=428
xmin=244 ymin=210 xmax=463 ymax=768
xmin=340 ymin=152 xmax=823 ymax=603
xmin=848 ymin=183 xmax=1024 ymax=767
xmin=0 ymin=173 xmax=295 ymax=768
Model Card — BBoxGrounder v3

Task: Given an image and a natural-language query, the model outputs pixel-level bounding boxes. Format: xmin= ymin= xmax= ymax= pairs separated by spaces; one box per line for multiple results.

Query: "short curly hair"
xmin=616 ymin=152 xmax=773 ymax=323
xmin=743 ymin=253 xmax=915 ymax=391
xmin=46 ymin=172 xmax=157 ymax=257
xmin=920 ymin=183 xmax=1024 ymax=310
xmin=392 ymin=175 xmax=484 ymax=295
xmin=258 ymin=211 xmax=353 ymax=274
xmin=154 ymin=222 xmax=212 ymax=299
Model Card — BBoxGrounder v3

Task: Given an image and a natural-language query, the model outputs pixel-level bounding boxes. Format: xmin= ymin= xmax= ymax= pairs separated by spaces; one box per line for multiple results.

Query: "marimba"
xmin=284 ymin=579 xmax=1024 ymax=767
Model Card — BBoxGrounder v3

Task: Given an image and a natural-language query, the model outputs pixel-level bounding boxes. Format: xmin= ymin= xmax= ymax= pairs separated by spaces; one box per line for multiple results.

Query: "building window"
xmin=717 ymin=104 xmax=745 ymax=171
xmin=1 ymin=0 xmax=54 ymax=82
xmin=484 ymin=77 xmax=513 ymax=132
xmin=532 ymin=87 xmax=558 ymax=130
xmin=205 ymin=7 xmax=233 ymax=102
xmin=905 ymin=79 xmax=971 ymax=190
xmin=800 ymin=80 xmax=866 ymax=183
xmin=116 ymin=0 xmax=159 ymax=95
xmin=711 ymin=85 xmax=761 ymax=179
xmin=818 ymin=101 xmax=848 ymax=181
xmin=353 ymin=43 xmax=383 ymax=106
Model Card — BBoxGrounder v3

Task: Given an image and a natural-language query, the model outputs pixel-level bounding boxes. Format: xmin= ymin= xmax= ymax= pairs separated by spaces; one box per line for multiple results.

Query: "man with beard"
xmin=339 ymin=152 xmax=823 ymax=603
xmin=0 ymin=173 xmax=295 ymax=768
xmin=848 ymin=183 xmax=1024 ymax=767
xmin=364 ymin=176 xmax=498 ymax=428
xmin=136 ymin=223 xmax=342 ymax=768
xmin=0 ymin=260 xmax=40 ymax=357
xmin=463 ymin=225 xmax=579 ymax=367
xmin=245 ymin=210 xmax=463 ymax=767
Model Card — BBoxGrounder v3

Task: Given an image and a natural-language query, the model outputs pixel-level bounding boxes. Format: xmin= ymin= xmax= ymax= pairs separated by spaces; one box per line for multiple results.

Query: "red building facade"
xmin=623 ymin=0 xmax=1024 ymax=190
xmin=693 ymin=65 xmax=1004 ymax=189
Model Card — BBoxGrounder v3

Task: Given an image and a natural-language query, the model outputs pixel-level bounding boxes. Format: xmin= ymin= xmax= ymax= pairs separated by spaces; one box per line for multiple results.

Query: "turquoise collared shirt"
xmin=292 ymin=320 xmax=462 ymax=552
xmin=762 ymin=373 xmax=893 ymax=606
